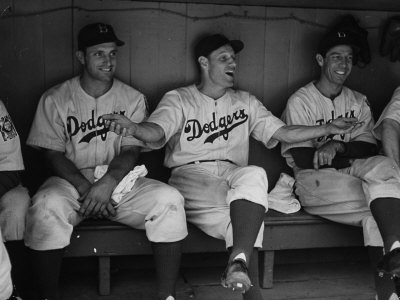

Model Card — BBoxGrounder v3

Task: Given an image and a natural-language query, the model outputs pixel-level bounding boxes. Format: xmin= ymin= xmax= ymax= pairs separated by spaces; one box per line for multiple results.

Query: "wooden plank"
xmin=130 ymin=0 xmax=400 ymax=12
xmin=260 ymin=250 xmax=275 ymax=288
xmin=98 ymin=256 xmax=111 ymax=295
xmin=41 ymin=0 xmax=74 ymax=89
xmin=156 ymin=3 xmax=187 ymax=108
xmin=235 ymin=6 xmax=266 ymax=98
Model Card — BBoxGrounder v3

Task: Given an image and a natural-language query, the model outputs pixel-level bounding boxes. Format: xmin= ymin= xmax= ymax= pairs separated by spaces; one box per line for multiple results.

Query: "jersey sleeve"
xmin=281 ymin=95 xmax=316 ymax=157
xmin=146 ymin=91 xmax=184 ymax=149
xmin=0 ymin=101 xmax=24 ymax=171
xmin=121 ymin=93 xmax=148 ymax=148
xmin=348 ymin=95 xmax=376 ymax=144
xmin=26 ymin=93 xmax=66 ymax=152
xmin=373 ymin=86 xmax=400 ymax=140
xmin=248 ymin=94 xmax=285 ymax=149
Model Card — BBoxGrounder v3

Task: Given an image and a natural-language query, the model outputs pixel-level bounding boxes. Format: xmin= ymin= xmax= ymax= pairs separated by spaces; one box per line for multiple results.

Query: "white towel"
xmin=94 ymin=165 xmax=148 ymax=205
xmin=268 ymin=173 xmax=301 ymax=214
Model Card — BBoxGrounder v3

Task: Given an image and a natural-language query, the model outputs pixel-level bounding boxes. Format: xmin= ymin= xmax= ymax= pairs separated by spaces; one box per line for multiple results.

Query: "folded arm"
xmin=291 ymin=141 xmax=378 ymax=170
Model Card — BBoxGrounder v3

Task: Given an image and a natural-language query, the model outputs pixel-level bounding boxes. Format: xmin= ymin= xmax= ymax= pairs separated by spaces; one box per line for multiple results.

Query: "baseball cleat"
xmin=221 ymin=259 xmax=252 ymax=293
xmin=378 ymin=248 xmax=400 ymax=277
xmin=377 ymin=248 xmax=400 ymax=296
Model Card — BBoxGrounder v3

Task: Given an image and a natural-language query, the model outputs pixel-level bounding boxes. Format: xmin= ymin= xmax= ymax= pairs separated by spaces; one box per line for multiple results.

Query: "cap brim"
xmin=116 ymin=39 xmax=125 ymax=47
xmin=230 ymin=40 xmax=244 ymax=54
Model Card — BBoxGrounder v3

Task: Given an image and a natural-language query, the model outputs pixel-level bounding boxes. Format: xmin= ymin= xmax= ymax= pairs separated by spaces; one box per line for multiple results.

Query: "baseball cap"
xmin=194 ymin=34 xmax=244 ymax=59
xmin=78 ymin=23 xmax=125 ymax=50
xmin=318 ymin=29 xmax=359 ymax=59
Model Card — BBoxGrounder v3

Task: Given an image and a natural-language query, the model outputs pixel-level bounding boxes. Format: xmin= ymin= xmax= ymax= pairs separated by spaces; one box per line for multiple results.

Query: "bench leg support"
xmin=260 ymin=250 xmax=274 ymax=289
xmin=98 ymin=256 xmax=111 ymax=295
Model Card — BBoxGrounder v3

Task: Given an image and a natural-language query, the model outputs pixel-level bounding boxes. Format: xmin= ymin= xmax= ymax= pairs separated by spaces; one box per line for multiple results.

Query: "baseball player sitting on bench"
xmin=25 ymin=23 xmax=187 ymax=300
xmin=102 ymin=33 xmax=359 ymax=300
xmin=281 ymin=24 xmax=400 ymax=300
xmin=373 ymin=86 xmax=400 ymax=297
xmin=0 ymin=99 xmax=31 ymax=300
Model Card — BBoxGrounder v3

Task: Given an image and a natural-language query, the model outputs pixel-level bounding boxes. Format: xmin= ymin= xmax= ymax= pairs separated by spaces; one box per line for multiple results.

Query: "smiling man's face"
xmin=205 ymin=44 xmax=237 ymax=89
xmin=320 ymin=44 xmax=353 ymax=86
xmin=80 ymin=42 xmax=118 ymax=83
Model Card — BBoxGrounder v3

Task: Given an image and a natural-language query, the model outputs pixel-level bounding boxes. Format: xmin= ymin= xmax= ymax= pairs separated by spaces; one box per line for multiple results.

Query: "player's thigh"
xmin=169 ymin=164 xmax=229 ymax=210
xmin=28 ymin=176 xmax=81 ymax=226
xmin=112 ymin=177 xmax=185 ymax=228
xmin=0 ymin=185 xmax=30 ymax=240
xmin=348 ymin=156 xmax=400 ymax=202
xmin=225 ymin=165 xmax=269 ymax=208
xmin=186 ymin=206 xmax=231 ymax=241
xmin=295 ymin=168 xmax=371 ymax=226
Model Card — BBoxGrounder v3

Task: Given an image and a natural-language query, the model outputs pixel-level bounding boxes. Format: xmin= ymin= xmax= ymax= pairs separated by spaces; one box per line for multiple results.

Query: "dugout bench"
xmin=64 ymin=209 xmax=364 ymax=296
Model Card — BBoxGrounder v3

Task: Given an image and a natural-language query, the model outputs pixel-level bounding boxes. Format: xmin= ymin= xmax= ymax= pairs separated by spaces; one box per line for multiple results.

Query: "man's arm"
xmin=102 ymin=114 xmax=166 ymax=144
xmin=78 ymin=145 xmax=140 ymax=217
xmin=381 ymin=118 xmax=400 ymax=166
xmin=45 ymin=149 xmax=92 ymax=197
xmin=0 ymin=171 xmax=20 ymax=199
xmin=272 ymin=117 xmax=360 ymax=143
xmin=291 ymin=141 xmax=378 ymax=170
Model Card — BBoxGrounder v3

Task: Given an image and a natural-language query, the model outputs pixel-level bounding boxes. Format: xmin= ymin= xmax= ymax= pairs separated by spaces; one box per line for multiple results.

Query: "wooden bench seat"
xmin=64 ymin=209 xmax=364 ymax=296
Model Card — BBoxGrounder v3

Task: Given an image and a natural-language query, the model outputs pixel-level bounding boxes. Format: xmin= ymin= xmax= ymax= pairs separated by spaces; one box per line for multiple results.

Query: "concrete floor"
xmin=59 ymin=249 xmax=377 ymax=300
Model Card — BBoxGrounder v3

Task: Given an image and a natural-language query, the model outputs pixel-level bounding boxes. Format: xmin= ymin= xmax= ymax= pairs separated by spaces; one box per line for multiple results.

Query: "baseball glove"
xmin=381 ymin=16 xmax=400 ymax=62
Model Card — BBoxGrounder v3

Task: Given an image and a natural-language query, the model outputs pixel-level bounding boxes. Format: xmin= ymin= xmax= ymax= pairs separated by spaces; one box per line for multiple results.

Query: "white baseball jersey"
xmin=0 ymin=100 xmax=24 ymax=171
xmin=373 ymin=86 xmax=400 ymax=140
xmin=27 ymin=76 xmax=147 ymax=181
xmin=281 ymin=82 xmax=376 ymax=171
xmin=147 ymin=84 xmax=285 ymax=168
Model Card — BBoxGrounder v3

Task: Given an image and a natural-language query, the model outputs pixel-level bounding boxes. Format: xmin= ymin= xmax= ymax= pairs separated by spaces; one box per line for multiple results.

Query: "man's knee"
xmin=152 ymin=184 xmax=184 ymax=207
xmin=0 ymin=186 xmax=30 ymax=241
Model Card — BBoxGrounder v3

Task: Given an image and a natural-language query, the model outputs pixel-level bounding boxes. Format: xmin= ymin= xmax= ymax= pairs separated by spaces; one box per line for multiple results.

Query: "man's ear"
xmin=316 ymin=53 xmax=324 ymax=67
xmin=76 ymin=50 xmax=85 ymax=65
xmin=198 ymin=56 xmax=208 ymax=69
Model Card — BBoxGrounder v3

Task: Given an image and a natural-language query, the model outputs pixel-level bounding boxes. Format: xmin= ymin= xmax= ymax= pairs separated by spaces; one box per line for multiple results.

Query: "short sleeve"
xmin=281 ymin=95 xmax=315 ymax=157
xmin=373 ymin=87 xmax=400 ymax=140
xmin=249 ymin=95 xmax=285 ymax=149
xmin=26 ymin=93 xmax=66 ymax=151
xmin=121 ymin=93 xmax=148 ymax=148
xmin=146 ymin=91 xmax=184 ymax=149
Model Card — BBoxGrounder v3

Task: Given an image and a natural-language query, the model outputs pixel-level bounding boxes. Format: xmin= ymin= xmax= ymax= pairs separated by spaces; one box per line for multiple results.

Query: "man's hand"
xmin=102 ymin=114 xmax=137 ymax=137
xmin=78 ymin=175 xmax=117 ymax=218
xmin=326 ymin=117 xmax=363 ymax=135
xmin=313 ymin=140 xmax=344 ymax=169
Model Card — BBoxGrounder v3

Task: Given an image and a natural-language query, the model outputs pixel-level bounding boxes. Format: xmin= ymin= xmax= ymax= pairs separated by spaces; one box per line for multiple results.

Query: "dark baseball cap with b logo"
xmin=78 ymin=23 xmax=125 ymax=50
xmin=194 ymin=34 xmax=244 ymax=59
xmin=318 ymin=29 xmax=358 ymax=56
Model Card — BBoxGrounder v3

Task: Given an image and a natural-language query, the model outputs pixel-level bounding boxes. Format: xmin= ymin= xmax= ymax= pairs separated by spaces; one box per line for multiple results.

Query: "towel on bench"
xmin=94 ymin=165 xmax=148 ymax=205
xmin=268 ymin=173 xmax=301 ymax=214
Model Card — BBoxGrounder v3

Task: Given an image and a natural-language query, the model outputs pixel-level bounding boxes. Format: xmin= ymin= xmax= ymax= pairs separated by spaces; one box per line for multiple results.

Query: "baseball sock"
xmin=368 ymin=246 xmax=397 ymax=300
xmin=243 ymin=248 xmax=263 ymax=300
xmin=29 ymin=248 xmax=64 ymax=300
xmin=370 ymin=197 xmax=400 ymax=253
xmin=230 ymin=200 xmax=265 ymax=264
xmin=4 ymin=240 xmax=33 ymax=298
xmin=151 ymin=241 xmax=182 ymax=300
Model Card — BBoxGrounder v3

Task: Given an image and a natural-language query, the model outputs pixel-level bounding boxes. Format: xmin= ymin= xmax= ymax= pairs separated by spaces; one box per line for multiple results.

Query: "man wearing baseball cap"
xmin=281 ymin=20 xmax=400 ymax=300
xmin=103 ymin=33 xmax=359 ymax=299
xmin=25 ymin=23 xmax=187 ymax=300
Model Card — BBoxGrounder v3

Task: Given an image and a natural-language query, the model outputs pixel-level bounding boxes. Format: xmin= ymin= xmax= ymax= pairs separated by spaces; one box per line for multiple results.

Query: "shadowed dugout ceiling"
xmin=1 ymin=0 xmax=400 ymax=190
